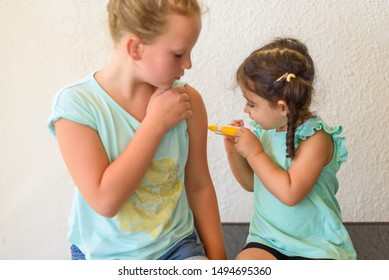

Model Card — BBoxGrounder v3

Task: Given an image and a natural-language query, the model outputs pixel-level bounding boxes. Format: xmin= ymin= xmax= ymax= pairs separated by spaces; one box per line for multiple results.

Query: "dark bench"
xmin=222 ymin=222 xmax=389 ymax=260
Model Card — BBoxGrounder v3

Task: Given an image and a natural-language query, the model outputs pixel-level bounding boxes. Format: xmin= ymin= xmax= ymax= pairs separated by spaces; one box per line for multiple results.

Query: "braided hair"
xmin=236 ymin=38 xmax=315 ymax=159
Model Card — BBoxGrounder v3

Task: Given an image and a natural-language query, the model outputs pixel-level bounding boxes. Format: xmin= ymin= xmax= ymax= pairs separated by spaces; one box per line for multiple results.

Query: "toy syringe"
xmin=208 ymin=124 xmax=241 ymax=137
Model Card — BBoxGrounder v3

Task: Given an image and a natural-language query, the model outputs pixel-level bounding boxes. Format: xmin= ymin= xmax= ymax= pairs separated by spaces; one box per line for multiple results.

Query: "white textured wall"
xmin=0 ymin=0 xmax=388 ymax=259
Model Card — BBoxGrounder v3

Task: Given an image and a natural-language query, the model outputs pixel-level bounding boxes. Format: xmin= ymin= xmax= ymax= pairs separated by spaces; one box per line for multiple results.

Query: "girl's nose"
xmin=243 ymin=104 xmax=249 ymax=114
xmin=181 ymin=54 xmax=192 ymax=70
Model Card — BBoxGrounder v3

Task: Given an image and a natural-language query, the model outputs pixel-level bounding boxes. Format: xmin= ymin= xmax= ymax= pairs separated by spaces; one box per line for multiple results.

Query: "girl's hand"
xmin=223 ymin=119 xmax=244 ymax=154
xmin=146 ymin=86 xmax=192 ymax=132
xmin=234 ymin=128 xmax=264 ymax=160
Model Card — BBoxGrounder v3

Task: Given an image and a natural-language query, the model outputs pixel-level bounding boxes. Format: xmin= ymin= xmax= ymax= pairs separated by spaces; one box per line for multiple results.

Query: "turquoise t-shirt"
xmin=247 ymin=117 xmax=356 ymax=259
xmin=47 ymin=73 xmax=194 ymax=259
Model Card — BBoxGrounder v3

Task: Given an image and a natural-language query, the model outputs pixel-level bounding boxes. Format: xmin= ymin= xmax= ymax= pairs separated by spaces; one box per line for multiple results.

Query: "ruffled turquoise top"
xmin=247 ymin=116 xmax=356 ymax=259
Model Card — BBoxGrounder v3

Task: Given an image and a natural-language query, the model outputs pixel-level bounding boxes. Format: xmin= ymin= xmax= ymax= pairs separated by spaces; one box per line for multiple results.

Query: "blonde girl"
xmin=48 ymin=0 xmax=226 ymax=260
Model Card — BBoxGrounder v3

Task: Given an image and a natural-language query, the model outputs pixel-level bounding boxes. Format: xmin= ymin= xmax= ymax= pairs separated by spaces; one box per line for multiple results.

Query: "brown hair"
xmin=107 ymin=0 xmax=202 ymax=44
xmin=236 ymin=38 xmax=315 ymax=159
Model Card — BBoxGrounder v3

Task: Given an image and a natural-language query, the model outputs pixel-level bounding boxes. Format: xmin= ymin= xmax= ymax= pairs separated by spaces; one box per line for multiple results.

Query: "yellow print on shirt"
xmin=115 ymin=158 xmax=183 ymax=237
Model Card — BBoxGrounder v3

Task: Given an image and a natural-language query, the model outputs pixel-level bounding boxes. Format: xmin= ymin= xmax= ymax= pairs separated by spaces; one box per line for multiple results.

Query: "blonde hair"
xmin=107 ymin=0 xmax=202 ymax=44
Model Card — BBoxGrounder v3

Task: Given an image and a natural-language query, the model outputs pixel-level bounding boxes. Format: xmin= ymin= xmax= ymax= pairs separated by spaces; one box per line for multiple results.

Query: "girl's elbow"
xmin=99 ymin=209 xmax=118 ymax=219
xmin=241 ymin=183 xmax=254 ymax=192
xmin=92 ymin=201 xmax=120 ymax=218
xmin=278 ymin=194 xmax=304 ymax=207
xmin=281 ymin=199 xmax=299 ymax=207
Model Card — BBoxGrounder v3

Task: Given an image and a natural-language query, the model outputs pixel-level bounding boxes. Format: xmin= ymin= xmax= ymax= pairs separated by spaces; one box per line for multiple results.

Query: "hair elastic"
xmin=276 ymin=73 xmax=296 ymax=83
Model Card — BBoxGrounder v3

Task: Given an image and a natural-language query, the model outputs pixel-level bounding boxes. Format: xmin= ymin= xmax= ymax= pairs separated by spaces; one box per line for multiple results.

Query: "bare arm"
xmin=55 ymin=87 xmax=191 ymax=217
xmin=234 ymin=129 xmax=333 ymax=206
xmin=223 ymin=120 xmax=254 ymax=192
xmin=184 ymin=86 xmax=227 ymax=260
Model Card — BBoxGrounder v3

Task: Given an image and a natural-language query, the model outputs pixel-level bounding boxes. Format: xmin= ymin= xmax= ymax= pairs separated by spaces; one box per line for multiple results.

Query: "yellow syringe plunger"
xmin=208 ymin=124 xmax=240 ymax=137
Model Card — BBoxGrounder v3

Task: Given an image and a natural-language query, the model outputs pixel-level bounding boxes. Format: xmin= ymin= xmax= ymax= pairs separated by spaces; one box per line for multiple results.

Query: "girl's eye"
xmin=246 ymin=102 xmax=255 ymax=108
xmin=174 ymin=53 xmax=183 ymax=58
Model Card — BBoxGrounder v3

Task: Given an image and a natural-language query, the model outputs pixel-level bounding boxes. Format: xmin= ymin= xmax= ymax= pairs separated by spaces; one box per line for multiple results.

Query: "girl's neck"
xmin=276 ymin=112 xmax=315 ymax=132
xmin=94 ymin=56 xmax=156 ymax=122
xmin=95 ymin=55 xmax=156 ymax=101
xmin=276 ymin=124 xmax=287 ymax=132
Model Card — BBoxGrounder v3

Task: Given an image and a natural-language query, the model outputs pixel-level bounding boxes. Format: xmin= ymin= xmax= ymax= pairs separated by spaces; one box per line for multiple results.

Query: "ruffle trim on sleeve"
xmin=249 ymin=120 xmax=263 ymax=138
xmin=295 ymin=117 xmax=348 ymax=168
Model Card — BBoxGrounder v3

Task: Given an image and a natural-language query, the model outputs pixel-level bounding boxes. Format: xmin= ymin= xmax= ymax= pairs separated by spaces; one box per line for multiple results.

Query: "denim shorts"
xmin=157 ymin=231 xmax=207 ymax=260
xmin=70 ymin=231 xmax=206 ymax=260
xmin=70 ymin=244 xmax=86 ymax=260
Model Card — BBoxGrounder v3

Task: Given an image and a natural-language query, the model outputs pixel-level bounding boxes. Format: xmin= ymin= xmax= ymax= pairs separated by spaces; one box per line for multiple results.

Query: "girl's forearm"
xmin=226 ymin=151 xmax=254 ymax=192
xmin=246 ymin=152 xmax=298 ymax=205
xmin=97 ymin=117 xmax=166 ymax=217
xmin=187 ymin=184 xmax=227 ymax=260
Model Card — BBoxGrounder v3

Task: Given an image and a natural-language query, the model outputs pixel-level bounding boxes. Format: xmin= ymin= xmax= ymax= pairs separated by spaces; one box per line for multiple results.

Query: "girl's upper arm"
xmin=55 ymin=118 xmax=109 ymax=206
xmin=287 ymin=129 xmax=334 ymax=202
xmin=183 ymin=87 xmax=227 ymax=260
xmin=184 ymin=86 xmax=212 ymax=191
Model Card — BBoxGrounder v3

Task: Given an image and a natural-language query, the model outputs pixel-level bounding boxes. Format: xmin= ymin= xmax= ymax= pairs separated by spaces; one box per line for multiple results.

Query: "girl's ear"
xmin=277 ymin=100 xmax=289 ymax=116
xmin=126 ymin=36 xmax=143 ymax=61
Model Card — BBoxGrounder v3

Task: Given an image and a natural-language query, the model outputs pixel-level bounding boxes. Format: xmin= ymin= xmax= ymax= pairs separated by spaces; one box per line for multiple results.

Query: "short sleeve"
xmin=249 ymin=120 xmax=264 ymax=139
xmin=295 ymin=117 xmax=348 ymax=169
xmin=47 ymin=89 xmax=97 ymax=138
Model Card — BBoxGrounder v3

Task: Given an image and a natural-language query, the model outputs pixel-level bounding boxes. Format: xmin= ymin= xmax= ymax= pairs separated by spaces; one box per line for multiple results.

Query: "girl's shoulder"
xmin=249 ymin=120 xmax=264 ymax=139
xmin=295 ymin=116 xmax=344 ymax=142
xmin=173 ymin=80 xmax=203 ymax=109
xmin=48 ymin=73 xmax=102 ymax=137
xmin=53 ymin=73 xmax=99 ymax=105
xmin=172 ymin=80 xmax=202 ymax=106
xmin=296 ymin=116 xmax=348 ymax=168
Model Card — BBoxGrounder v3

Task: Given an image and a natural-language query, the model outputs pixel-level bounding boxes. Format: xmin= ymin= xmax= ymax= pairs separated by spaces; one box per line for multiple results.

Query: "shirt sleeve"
xmin=294 ymin=117 xmax=348 ymax=170
xmin=249 ymin=120 xmax=264 ymax=139
xmin=47 ymin=89 xmax=97 ymax=138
